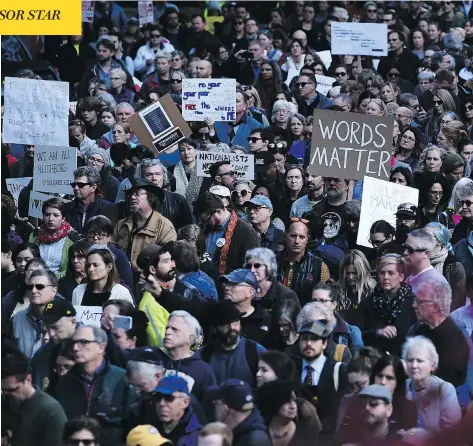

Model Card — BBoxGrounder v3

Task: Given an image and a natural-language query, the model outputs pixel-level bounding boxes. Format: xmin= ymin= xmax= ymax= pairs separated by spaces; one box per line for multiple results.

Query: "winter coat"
xmin=232 ymin=409 xmax=272 ymax=446
xmin=215 ymin=113 xmax=263 ymax=153
xmin=72 ymin=283 xmax=134 ymax=306
xmin=454 ymin=236 xmax=473 ymax=276
xmin=8 ymin=305 xmax=43 ymax=358
xmin=443 ymin=253 xmax=467 ymax=311
xmin=138 ymin=291 xmax=169 ymax=347
xmin=296 ymin=93 xmax=333 ymax=118
xmin=100 ymin=167 xmax=120 ymax=203
xmin=162 ymin=190 xmax=194 ymax=230
xmin=133 ymin=41 xmax=176 ymax=76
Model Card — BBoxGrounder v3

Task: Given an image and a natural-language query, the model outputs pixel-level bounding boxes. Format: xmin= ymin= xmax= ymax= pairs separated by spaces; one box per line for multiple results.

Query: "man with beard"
xmin=114 ymin=178 xmax=177 ymax=273
xmin=291 ymin=168 xmax=325 ymax=218
xmin=200 ymin=299 xmax=266 ymax=387
xmin=379 ymin=203 xmax=419 ymax=257
xmin=12 ymin=145 xmax=35 ymax=177
xmin=64 ymin=167 xmax=118 ymax=234
xmin=194 ymin=193 xmax=260 ymax=274
xmin=293 ymin=320 xmax=348 ymax=436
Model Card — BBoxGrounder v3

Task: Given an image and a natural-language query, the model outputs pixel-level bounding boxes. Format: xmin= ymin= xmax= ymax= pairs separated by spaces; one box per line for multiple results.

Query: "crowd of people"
xmin=2 ymin=1 xmax=473 ymax=445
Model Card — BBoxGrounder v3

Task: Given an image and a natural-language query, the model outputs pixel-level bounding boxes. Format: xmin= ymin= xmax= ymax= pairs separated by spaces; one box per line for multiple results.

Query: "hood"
xmin=233 ymin=409 xmax=268 ymax=439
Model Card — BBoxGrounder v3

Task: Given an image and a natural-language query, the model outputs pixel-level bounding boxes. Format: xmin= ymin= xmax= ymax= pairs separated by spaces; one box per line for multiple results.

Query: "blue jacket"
xmin=454 ymin=237 xmax=473 ymax=277
xmin=155 ymin=406 xmax=200 ymax=446
xmin=181 ymin=271 xmax=218 ymax=301
xmin=215 ymin=113 xmax=263 ymax=152
xmin=94 ymin=3 xmax=128 ymax=33
xmin=232 ymin=409 xmax=271 ymax=446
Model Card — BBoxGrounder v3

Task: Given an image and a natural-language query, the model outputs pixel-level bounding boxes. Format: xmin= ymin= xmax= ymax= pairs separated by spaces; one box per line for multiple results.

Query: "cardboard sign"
xmin=308 ymin=109 xmax=392 ymax=181
xmin=6 ymin=177 xmax=32 ymax=208
xmin=33 ymin=145 xmax=77 ymax=195
xmin=182 ymin=79 xmax=237 ymax=122
xmin=197 ymin=152 xmax=254 ymax=180
xmin=74 ymin=306 xmax=103 ymax=327
xmin=28 ymin=190 xmax=55 ymax=219
xmin=138 ymin=1 xmax=154 ymax=26
xmin=3 ymin=77 xmax=69 ymax=147
xmin=82 ymin=0 xmax=95 ymax=23
xmin=332 ymin=22 xmax=388 ymax=57
xmin=357 ymin=176 xmax=419 ymax=248
xmin=315 ymin=74 xmax=336 ymax=96
xmin=129 ymin=94 xmax=192 ymax=156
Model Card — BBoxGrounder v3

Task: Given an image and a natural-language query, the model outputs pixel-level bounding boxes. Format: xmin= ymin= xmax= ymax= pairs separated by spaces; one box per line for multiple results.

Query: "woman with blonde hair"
xmin=437 ymin=120 xmax=468 ymax=153
xmin=198 ymin=422 xmax=233 ymax=446
xmin=380 ymin=82 xmax=400 ymax=105
xmin=425 ymin=89 xmax=457 ymax=141
xmin=365 ymin=99 xmax=388 ymax=116
xmin=338 ymin=250 xmax=376 ymax=326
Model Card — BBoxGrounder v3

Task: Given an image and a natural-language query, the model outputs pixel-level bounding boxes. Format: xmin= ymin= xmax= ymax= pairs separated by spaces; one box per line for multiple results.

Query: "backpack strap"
xmin=333 ymin=362 xmax=342 ymax=392
xmin=334 ymin=344 xmax=346 ymax=363
xmin=244 ymin=339 xmax=259 ymax=377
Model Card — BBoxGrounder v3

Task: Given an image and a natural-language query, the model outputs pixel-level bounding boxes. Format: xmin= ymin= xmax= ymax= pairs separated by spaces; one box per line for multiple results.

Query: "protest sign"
xmin=357 ymin=176 xmax=419 ymax=248
xmin=74 ymin=306 xmax=103 ymax=327
xmin=130 ymin=95 xmax=192 ymax=156
xmin=197 ymin=152 xmax=254 ymax=180
xmin=315 ymin=74 xmax=336 ymax=96
xmin=182 ymin=79 xmax=237 ymax=122
xmin=138 ymin=1 xmax=154 ymax=26
xmin=29 ymin=190 xmax=55 ymax=219
xmin=82 ymin=0 xmax=95 ymax=23
xmin=33 ymin=146 xmax=77 ymax=195
xmin=332 ymin=22 xmax=388 ymax=57
xmin=308 ymin=109 xmax=392 ymax=181
xmin=3 ymin=77 xmax=69 ymax=147
xmin=69 ymin=102 xmax=77 ymax=116
xmin=6 ymin=177 xmax=32 ymax=208
xmin=317 ymin=50 xmax=332 ymax=70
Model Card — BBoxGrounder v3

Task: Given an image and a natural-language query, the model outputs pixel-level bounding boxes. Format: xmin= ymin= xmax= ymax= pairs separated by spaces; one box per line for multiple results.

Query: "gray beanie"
xmin=87 ymin=147 xmax=111 ymax=168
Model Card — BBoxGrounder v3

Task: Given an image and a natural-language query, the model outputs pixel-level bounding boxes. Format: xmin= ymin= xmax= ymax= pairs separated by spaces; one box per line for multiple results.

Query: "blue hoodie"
xmin=232 ymin=409 xmax=271 ymax=446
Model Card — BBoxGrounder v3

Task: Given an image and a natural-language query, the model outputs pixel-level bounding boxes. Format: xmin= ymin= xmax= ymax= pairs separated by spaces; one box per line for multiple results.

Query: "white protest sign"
xmin=315 ymin=74 xmax=336 ymax=96
xmin=332 ymin=22 xmax=388 ymax=57
xmin=3 ymin=77 xmax=69 ymax=147
xmin=6 ymin=177 xmax=32 ymax=208
xmin=357 ymin=176 xmax=419 ymax=248
xmin=82 ymin=0 xmax=95 ymax=23
xmin=197 ymin=152 xmax=254 ymax=181
xmin=317 ymin=50 xmax=332 ymax=70
xmin=138 ymin=1 xmax=154 ymax=26
xmin=182 ymin=79 xmax=237 ymax=122
xmin=74 ymin=306 xmax=103 ymax=327
xmin=29 ymin=190 xmax=55 ymax=219
xmin=33 ymin=145 xmax=77 ymax=195
xmin=69 ymin=101 xmax=77 ymax=116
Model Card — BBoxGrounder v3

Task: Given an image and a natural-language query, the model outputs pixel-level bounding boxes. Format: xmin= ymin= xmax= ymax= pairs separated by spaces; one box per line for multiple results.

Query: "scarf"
xmin=37 ymin=220 xmax=71 ymax=244
xmin=174 ymin=161 xmax=203 ymax=210
xmin=371 ymin=283 xmax=413 ymax=325
xmin=430 ymin=247 xmax=448 ymax=272
xmin=218 ymin=211 xmax=239 ymax=275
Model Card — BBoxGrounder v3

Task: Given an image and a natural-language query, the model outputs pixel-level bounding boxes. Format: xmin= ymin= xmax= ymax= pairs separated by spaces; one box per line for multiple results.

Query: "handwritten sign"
xmin=197 ymin=152 xmax=254 ymax=180
xmin=82 ymin=0 xmax=95 ymax=23
xmin=74 ymin=306 xmax=103 ymax=327
xmin=332 ymin=22 xmax=388 ymax=57
xmin=33 ymin=145 xmax=77 ymax=195
xmin=315 ymin=74 xmax=336 ymax=96
xmin=357 ymin=176 xmax=419 ymax=248
xmin=29 ymin=190 xmax=55 ymax=219
xmin=6 ymin=177 xmax=32 ymax=209
xmin=182 ymin=79 xmax=237 ymax=122
xmin=3 ymin=77 xmax=69 ymax=147
xmin=138 ymin=1 xmax=154 ymax=26
xmin=308 ymin=109 xmax=392 ymax=181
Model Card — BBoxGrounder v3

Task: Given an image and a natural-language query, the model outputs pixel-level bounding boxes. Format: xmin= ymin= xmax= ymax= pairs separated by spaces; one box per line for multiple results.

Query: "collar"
xmin=214 ymin=213 xmax=231 ymax=231
xmin=409 ymin=265 xmax=433 ymax=281
xmin=80 ymin=359 xmax=106 ymax=382
xmin=302 ymin=354 xmax=326 ymax=374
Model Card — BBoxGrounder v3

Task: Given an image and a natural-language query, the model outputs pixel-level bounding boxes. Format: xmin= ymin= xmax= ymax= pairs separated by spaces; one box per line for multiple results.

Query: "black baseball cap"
xmin=41 ymin=298 xmax=77 ymax=325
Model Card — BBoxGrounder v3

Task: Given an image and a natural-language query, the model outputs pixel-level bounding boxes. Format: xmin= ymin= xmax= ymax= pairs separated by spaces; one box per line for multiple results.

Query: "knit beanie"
xmin=87 ymin=147 xmax=111 ymax=168
xmin=442 ymin=152 xmax=464 ymax=174
xmin=110 ymin=143 xmax=130 ymax=165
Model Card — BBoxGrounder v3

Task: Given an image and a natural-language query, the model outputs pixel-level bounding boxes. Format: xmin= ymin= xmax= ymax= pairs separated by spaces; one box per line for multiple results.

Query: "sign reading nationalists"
xmin=182 ymin=79 xmax=237 ymax=122
xmin=6 ymin=177 xmax=32 ymax=208
xmin=74 ymin=306 xmax=103 ymax=327
xmin=357 ymin=176 xmax=419 ymax=248
xmin=308 ymin=109 xmax=392 ymax=181
xmin=197 ymin=152 xmax=254 ymax=181
xmin=331 ymin=22 xmax=388 ymax=57
xmin=3 ymin=77 xmax=69 ymax=147
xmin=33 ymin=146 xmax=77 ymax=195
xmin=29 ymin=190 xmax=55 ymax=219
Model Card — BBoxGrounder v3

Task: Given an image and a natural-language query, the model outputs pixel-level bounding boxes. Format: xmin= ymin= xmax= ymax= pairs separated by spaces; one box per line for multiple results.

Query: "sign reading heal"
xmin=182 ymin=79 xmax=237 ymax=122
xmin=6 ymin=177 xmax=32 ymax=208
xmin=331 ymin=22 xmax=388 ymax=57
xmin=74 ymin=306 xmax=103 ymax=327
xmin=197 ymin=152 xmax=254 ymax=181
xmin=3 ymin=77 xmax=69 ymax=147
xmin=33 ymin=145 xmax=77 ymax=195
xmin=308 ymin=109 xmax=392 ymax=181
xmin=357 ymin=176 xmax=419 ymax=248
xmin=29 ymin=190 xmax=55 ymax=219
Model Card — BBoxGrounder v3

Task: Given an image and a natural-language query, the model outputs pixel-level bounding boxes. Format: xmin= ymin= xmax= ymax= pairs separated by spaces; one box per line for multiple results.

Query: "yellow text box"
xmin=0 ymin=0 xmax=82 ymax=35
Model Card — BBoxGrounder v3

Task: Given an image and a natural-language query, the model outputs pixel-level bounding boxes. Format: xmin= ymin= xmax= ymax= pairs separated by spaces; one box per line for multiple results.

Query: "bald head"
xmin=196 ymin=60 xmax=212 ymax=78
xmin=292 ymin=30 xmax=307 ymax=43
xmin=395 ymin=107 xmax=413 ymax=126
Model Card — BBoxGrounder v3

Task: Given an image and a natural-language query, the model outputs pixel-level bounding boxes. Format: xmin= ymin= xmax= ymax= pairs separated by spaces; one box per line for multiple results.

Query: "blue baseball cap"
xmin=154 ymin=376 xmax=189 ymax=395
xmin=246 ymin=195 xmax=273 ymax=209
xmin=206 ymin=379 xmax=254 ymax=410
xmin=220 ymin=269 xmax=259 ymax=291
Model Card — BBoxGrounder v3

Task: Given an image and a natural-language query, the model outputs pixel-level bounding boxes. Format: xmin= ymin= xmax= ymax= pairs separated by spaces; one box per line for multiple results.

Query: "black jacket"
xmin=257 ymin=222 xmax=284 ymax=253
xmin=100 ymin=167 xmax=120 ymax=203
xmin=232 ymin=409 xmax=272 ymax=446
xmin=377 ymin=48 xmax=423 ymax=85
xmin=63 ymin=196 xmax=118 ymax=234
xmin=163 ymin=190 xmax=193 ymax=231
xmin=56 ymin=40 xmax=96 ymax=84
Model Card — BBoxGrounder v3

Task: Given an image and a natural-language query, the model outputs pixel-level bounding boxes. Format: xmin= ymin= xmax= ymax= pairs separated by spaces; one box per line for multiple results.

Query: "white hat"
xmin=210 ymin=185 xmax=231 ymax=198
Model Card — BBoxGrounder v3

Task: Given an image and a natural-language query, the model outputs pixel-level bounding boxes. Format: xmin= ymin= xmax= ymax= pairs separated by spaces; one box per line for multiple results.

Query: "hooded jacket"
xmin=232 ymin=409 xmax=271 ymax=446
xmin=154 ymin=406 xmax=200 ymax=446
xmin=133 ymin=40 xmax=176 ymax=76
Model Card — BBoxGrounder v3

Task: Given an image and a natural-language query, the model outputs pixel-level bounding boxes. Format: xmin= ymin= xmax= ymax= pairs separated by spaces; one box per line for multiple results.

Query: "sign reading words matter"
xmin=74 ymin=306 xmax=103 ymax=327
xmin=197 ymin=152 xmax=254 ymax=181
xmin=182 ymin=79 xmax=236 ymax=122
xmin=3 ymin=77 xmax=69 ymax=147
xmin=309 ymin=109 xmax=392 ymax=181
xmin=357 ymin=176 xmax=419 ymax=248
xmin=33 ymin=145 xmax=77 ymax=195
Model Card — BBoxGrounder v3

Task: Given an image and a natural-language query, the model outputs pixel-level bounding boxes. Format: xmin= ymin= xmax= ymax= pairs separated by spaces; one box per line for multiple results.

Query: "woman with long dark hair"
xmin=256 ymin=60 xmax=284 ymax=116
xmin=416 ymin=174 xmax=451 ymax=227
xmin=390 ymin=166 xmax=415 ymax=187
xmin=58 ymin=240 xmax=91 ymax=302
xmin=394 ymin=126 xmax=424 ymax=170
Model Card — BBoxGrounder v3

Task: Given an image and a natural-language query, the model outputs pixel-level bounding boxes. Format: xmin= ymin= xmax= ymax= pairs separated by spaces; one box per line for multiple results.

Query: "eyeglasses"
xmin=249 ymin=205 xmax=269 ymax=212
xmin=232 ymin=190 xmax=250 ymax=197
xmin=88 ymin=232 xmax=108 ymax=239
xmin=88 ymin=157 xmax=105 ymax=165
xmin=25 ymin=284 xmax=54 ymax=291
xmin=458 ymin=199 xmax=473 ymax=208
xmin=71 ymin=339 xmax=98 ymax=347
xmin=172 ymin=79 xmax=183 ymax=84
xmin=290 ymin=217 xmax=309 ymax=224
xmin=71 ymin=182 xmax=92 ymax=188
xmin=335 ymin=72 xmax=347 ymax=77
xmin=312 ymin=297 xmax=333 ymax=304
xmin=245 ymin=262 xmax=262 ymax=269
xmin=130 ymin=190 xmax=148 ymax=198
xmin=218 ymin=171 xmax=236 ymax=177
xmin=248 ymin=136 xmax=262 ymax=143
xmin=440 ymin=120 xmax=450 ymax=126
xmin=403 ymin=244 xmax=427 ymax=254
xmin=152 ymin=392 xmax=178 ymax=403
xmin=401 ymin=134 xmax=416 ymax=142
xmin=388 ymin=72 xmax=400 ymax=78
xmin=369 ymin=237 xmax=387 ymax=247
xmin=413 ymin=298 xmax=434 ymax=305
xmin=296 ymin=82 xmax=312 ymax=88
xmin=366 ymin=8 xmax=377 ymax=13
xmin=433 ymin=100 xmax=443 ymax=105
xmin=66 ymin=439 xmax=95 ymax=446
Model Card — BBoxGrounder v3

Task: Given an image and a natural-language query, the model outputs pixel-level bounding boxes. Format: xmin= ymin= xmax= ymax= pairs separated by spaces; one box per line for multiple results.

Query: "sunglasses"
xmin=458 ymin=199 xmax=473 ymax=208
xmin=245 ymin=263 xmax=262 ymax=269
xmin=367 ymin=8 xmax=377 ymax=13
xmin=232 ymin=190 xmax=249 ymax=197
xmin=172 ymin=57 xmax=181 ymax=62
xmin=234 ymin=20 xmax=244 ymax=25
xmin=388 ymin=72 xmax=400 ymax=78
xmin=151 ymin=34 xmax=161 ymax=38
xmin=71 ymin=182 xmax=92 ymax=188
xmin=239 ymin=85 xmax=251 ymax=91
xmin=296 ymin=82 xmax=312 ymax=88
xmin=67 ymin=440 xmax=95 ymax=446
xmin=152 ymin=392 xmax=177 ymax=402
xmin=335 ymin=72 xmax=347 ymax=77
xmin=433 ymin=100 xmax=443 ymax=105
xmin=25 ymin=284 xmax=54 ymax=291
xmin=465 ymin=105 xmax=473 ymax=111
xmin=248 ymin=136 xmax=262 ymax=143
xmin=172 ymin=79 xmax=183 ymax=84
xmin=403 ymin=244 xmax=427 ymax=254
